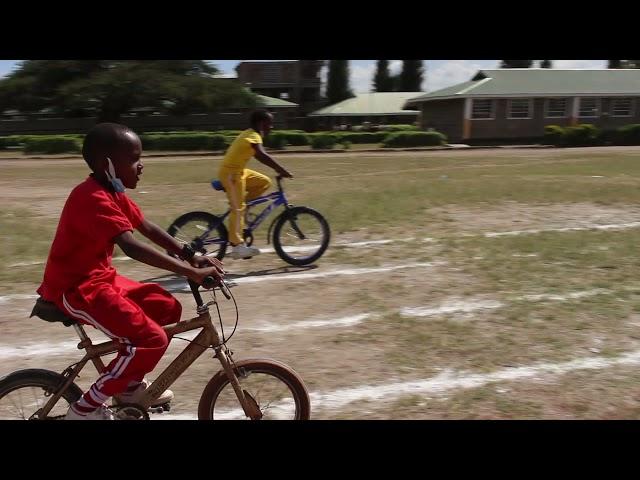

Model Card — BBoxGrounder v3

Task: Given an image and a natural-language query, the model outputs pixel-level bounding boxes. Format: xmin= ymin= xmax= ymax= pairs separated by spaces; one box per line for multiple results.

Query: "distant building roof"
xmin=310 ymin=92 xmax=421 ymax=117
xmin=257 ymin=94 xmax=298 ymax=108
xmin=405 ymin=69 xmax=640 ymax=107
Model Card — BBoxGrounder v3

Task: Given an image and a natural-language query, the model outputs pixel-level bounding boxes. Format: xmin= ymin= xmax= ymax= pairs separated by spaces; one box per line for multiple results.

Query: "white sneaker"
xmin=65 ymin=404 xmax=115 ymax=420
xmin=230 ymin=244 xmax=261 ymax=259
xmin=116 ymin=379 xmax=174 ymax=406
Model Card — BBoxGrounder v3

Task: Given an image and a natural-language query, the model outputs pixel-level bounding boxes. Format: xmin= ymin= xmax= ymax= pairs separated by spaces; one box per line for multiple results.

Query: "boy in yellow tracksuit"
xmin=218 ymin=110 xmax=293 ymax=259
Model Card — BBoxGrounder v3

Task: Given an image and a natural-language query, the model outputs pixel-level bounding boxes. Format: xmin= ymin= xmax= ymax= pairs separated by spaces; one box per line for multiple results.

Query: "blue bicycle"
xmin=167 ymin=176 xmax=330 ymax=266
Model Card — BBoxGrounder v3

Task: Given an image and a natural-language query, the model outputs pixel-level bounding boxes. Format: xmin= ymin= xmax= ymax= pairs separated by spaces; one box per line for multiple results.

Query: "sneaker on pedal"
xmin=116 ymin=379 xmax=174 ymax=406
xmin=230 ymin=243 xmax=261 ymax=259
xmin=65 ymin=403 xmax=115 ymax=420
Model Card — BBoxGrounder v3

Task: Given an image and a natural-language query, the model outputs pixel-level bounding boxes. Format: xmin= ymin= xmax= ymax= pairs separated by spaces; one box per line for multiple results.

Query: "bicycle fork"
xmin=215 ymin=346 xmax=263 ymax=420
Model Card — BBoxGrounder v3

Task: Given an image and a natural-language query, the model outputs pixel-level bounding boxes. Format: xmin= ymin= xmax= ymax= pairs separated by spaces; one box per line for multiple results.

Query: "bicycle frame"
xmin=36 ymin=287 xmax=263 ymax=420
xmin=198 ymin=178 xmax=290 ymax=250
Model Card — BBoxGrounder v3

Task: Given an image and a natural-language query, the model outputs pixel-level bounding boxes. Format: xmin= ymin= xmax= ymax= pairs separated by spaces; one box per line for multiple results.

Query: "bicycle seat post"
xmin=73 ymin=323 xmax=91 ymax=346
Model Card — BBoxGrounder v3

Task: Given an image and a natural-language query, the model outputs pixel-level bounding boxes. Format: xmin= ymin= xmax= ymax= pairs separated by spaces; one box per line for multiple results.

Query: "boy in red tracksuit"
xmin=37 ymin=122 xmax=225 ymax=420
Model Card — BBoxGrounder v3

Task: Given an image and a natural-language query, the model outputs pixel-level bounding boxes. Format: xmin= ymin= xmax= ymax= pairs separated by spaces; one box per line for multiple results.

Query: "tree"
xmin=326 ymin=60 xmax=354 ymax=104
xmin=399 ymin=60 xmax=424 ymax=91
xmin=372 ymin=60 xmax=393 ymax=92
xmin=540 ymin=60 xmax=552 ymax=68
xmin=500 ymin=60 xmax=533 ymax=68
xmin=0 ymin=60 xmax=258 ymax=122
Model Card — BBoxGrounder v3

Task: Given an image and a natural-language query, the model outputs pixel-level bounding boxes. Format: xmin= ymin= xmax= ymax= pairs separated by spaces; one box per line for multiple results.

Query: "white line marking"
xmin=231 ymin=262 xmax=443 ymax=285
xmin=308 ymin=349 xmax=640 ymax=412
xmin=401 ymin=300 xmax=504 ymax=317
xmin=485 ymin=222 xmax=640 ymax=237
xmin=0 ymin=294 xmax=39 ymax=304
xmin=142 ymin=348 xmax=640 ymax=418
xmin=401 ymin=289 xmax=612 ymax=318
xmin=246 ymin=314 xmax=372 ymax=333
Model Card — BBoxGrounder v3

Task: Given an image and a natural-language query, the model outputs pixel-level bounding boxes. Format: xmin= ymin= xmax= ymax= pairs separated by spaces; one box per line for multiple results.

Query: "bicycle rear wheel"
xmin=273 ymin=206 xmax=330 ymax=266
xmin=198 ymin=359 xmax=310 ymax=420
xmin=0 ymin=369 xmax=83 ymax=420
xmin=167 ymin=211 xmax=228 ymax=261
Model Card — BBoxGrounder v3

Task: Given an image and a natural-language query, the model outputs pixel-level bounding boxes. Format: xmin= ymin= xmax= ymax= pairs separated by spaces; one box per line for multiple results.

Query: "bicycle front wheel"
xmin=198 ymin=359 xmax=311 ymax=420
xmin=0 ymin=369 xmax=83 ymax=420
xmin=167 ymin=211 xmax=228 ymax=261
xmin=273 ymin=206 xmax=330 ymax=266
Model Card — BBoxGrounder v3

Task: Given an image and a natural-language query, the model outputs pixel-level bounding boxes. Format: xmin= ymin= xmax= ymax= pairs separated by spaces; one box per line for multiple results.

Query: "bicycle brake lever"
xmin=218 ymin=280 xmax=232 ymax=300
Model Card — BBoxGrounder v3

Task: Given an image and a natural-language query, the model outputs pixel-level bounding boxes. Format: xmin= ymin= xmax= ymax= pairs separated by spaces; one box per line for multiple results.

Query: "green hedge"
xmin=311 ymin=134 xmax=338 ymax=150
xmin=0 ymin=135 xmax=25 ymax=149
xmin=333 ymin=132 xmax=389 ymax=143
xmin=614 ymin=124 xmax=640 ymax=145
xmin=23 ymin=136 xmax=82 ymax=154
xmin=382 ymin=131 xmax=447 ymax=148
xmin=263 ymin=132 xmax=288 ymax=149
xmin=140 ymin=134 xmax=228 ymax=151
xmin=544 ymin=124 xmax=602 ymax=147
xmin=379 ymin=124 xmax=420 ymax=132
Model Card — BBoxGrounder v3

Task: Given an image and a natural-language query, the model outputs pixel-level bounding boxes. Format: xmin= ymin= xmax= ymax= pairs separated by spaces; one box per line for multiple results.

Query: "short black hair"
xmin=82 ymin=123 xmax=138 ymax=171
xmin=249 ymin=109 xmax=273 ymax=129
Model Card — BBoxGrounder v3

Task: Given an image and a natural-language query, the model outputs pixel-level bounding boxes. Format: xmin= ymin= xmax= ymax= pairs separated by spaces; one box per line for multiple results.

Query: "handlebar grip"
xmin=202 ymin=276 xmax=231 ymax=300
xmin=201 ymin=276 xmax=218 ymax=290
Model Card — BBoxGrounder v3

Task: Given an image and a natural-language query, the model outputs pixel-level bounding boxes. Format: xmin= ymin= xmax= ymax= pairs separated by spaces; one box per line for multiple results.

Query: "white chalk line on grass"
xmin=485 ymin=221 xmax=640 ymax=238
xmin=400 ymin=288 xmax=612 ymax=318
xmin=0 ymin=313 xmax=375 ymax=359
xmin=10 ymin=219 xmax=640 ymax=269
xmin=150 ymin=348 xmax=640 ymax=419
xmin=0 ymin=294 xmax=39 ymax=304
xmin=1 ymin=287 xmax=613 ymax=359
xmin=229 ymin=262 xmax=443 ymax=285
xmin=8 ymin=219 xmax=640 ymax=270
xmin=246 ymin=313 xmax=373 ymax=333
xmin=307 ymin=348 xmax=640 ymax=412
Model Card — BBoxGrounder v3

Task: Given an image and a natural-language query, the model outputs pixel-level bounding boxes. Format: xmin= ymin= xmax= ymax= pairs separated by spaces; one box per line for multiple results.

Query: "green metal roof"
xmin=256 ymin=94 xmax=298 ymax=107
xmin=310 ymin=92 xmax=421 ymax=116
xmin=405 ymin=69 xmax=640 ymax=107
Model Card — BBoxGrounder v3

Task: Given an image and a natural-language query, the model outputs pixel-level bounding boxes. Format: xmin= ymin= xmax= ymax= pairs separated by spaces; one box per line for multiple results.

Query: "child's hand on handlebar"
xmin=278 ymin=169 xmax=293 ymax=179
xmin=190 ymin=255 xmax=224 ymax=272
xmin=187 ymin=257 xmax=225 ymax=287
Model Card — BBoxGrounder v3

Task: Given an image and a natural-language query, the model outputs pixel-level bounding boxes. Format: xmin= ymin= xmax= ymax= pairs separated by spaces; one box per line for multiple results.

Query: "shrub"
xmin=381 ymin=131 xmax=446 ymax=148
xmin=311 ymin=134 xmax=338 ymax=150
xmin=23 ymin=136 xmax=81 ymax=154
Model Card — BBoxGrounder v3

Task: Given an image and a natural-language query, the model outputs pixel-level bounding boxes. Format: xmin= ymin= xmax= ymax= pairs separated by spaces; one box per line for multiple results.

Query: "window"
xmin=472 ymin=99 xmax=494 ymax=119
xmin=508 ymin=99 xmax=532 ymax=119
xmin=612 ymin=98 xmax=633 ymax=117
xmin=261 ymin=65 xmax=281 ymax=83
xmin=546 ymin=98 xmax=568 ymax=118
xmin=579 ymin=98 xmax=599 ymax=117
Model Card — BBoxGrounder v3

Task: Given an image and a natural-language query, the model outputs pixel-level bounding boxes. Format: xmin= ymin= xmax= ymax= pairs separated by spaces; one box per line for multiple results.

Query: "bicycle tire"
xmin=197 ymin=358 xmax=311 ymax=420
xmin=167 ymin=211 xmax=228 ymax=261
xmin=0 ymin=369 xmax=83 ymax=420
xmin=272 ymin=206 xmax=330 ymax=266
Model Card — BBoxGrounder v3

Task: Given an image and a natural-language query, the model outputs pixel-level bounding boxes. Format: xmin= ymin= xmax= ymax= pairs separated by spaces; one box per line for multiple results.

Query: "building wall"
xmin=419 ymin=97 xmax=640 ymax=143
xmin=470 ymin=97 xmax=640 ymax=140
xmin=420 ymin=99 xmax=464 ymax=142
xmin=236 ymin=61 xmax=324 ymax=116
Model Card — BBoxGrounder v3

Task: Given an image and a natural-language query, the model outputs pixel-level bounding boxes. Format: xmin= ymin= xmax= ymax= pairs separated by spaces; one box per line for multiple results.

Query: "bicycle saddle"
xmin=30 ymin=297 xmax=76 ymax=327
xmin=211 ymin=180 xmax=225 ymax=192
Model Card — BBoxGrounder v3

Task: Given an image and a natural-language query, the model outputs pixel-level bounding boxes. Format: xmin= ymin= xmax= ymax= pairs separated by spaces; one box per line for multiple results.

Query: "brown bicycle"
xmin=0 ymin=277 xmax=311 ymax=420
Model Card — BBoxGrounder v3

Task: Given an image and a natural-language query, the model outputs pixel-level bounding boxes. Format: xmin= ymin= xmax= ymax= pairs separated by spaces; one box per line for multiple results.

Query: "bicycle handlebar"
xmin=188 ymin=275 xmax=231 ymax=307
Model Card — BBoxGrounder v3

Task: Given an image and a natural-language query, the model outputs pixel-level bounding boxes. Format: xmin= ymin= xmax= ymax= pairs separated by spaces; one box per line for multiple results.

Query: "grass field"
xmin=3 ymin=145 xmax=640 ymax=419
